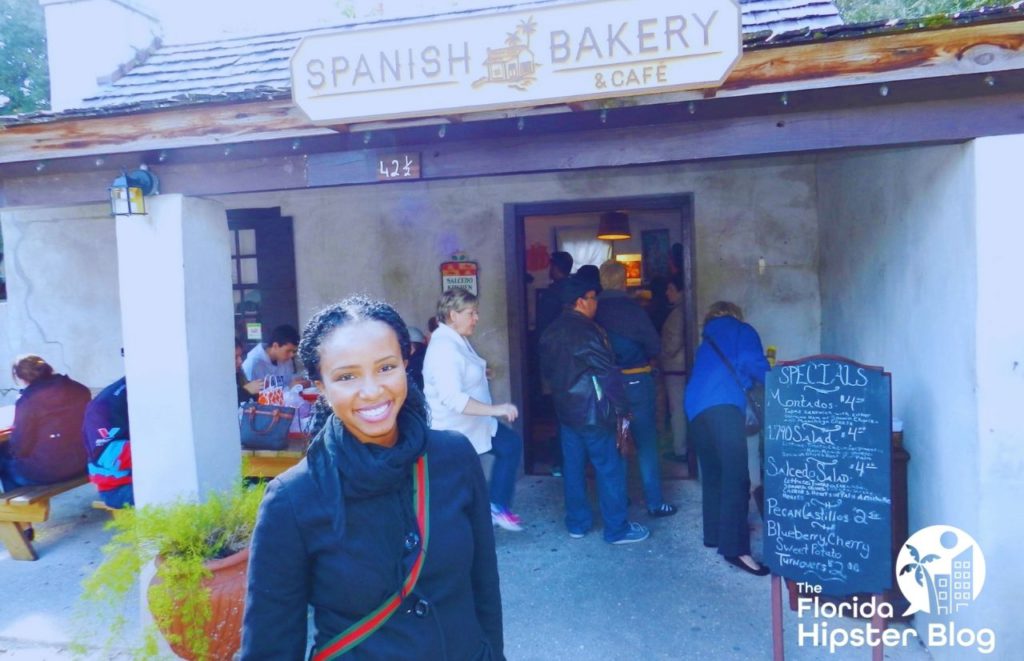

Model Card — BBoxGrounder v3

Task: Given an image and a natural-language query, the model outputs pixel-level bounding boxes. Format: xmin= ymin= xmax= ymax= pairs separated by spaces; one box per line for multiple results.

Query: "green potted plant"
xmin=78 ymin=480 xmax=266 ymax=661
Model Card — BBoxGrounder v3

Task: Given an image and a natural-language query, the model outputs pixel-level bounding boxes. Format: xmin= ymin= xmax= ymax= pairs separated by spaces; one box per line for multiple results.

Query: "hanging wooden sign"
xmin=440 ymin=260 xmax=479 ymax=295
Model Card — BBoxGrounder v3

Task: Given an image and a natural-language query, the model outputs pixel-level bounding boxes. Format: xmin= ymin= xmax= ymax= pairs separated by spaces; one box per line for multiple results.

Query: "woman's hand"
xmin=497 ymin=403 xmax=519 ymax=423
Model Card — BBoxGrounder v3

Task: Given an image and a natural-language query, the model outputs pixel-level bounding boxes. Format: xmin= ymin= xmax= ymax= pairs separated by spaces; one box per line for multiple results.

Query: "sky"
xmin=146 ymin=0 xmax=346 ymax=41
xmin=146 ymin=0 xmax=512 ymax=42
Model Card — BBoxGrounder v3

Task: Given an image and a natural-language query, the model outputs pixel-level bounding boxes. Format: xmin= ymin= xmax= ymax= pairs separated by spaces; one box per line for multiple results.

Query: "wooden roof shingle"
xmin=76 ymin=0 xmax=845 ymax=111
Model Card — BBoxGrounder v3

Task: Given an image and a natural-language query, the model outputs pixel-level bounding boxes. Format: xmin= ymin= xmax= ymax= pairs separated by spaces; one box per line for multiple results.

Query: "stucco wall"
xmin=221 ymin=156 xmax=822 ymax=404
xmin=971 ymin=135 xmax=1024 ymax=658
xmin=0 ymin=302 xmax=12 ymax=405
xmin=817 ymin=143 xmax=987 ymax=655
xmin=0 ymin=204 xmax=123 ymax=396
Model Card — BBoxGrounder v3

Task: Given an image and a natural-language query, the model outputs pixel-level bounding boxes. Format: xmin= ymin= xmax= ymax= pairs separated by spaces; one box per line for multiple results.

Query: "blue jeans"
xmin=0 ymin=450 xmax=44 ymax=492
xmin=487 ymin=424 xmax=521 ymax=510
xmin=559 ymin=424 xmax=629 ymax=542
xmin=97 ymin=484 xmax=135 ymax=509
xmin=622 ymin=372 xmax=665 ymax=510
xmin=692 ymin=405 xmax=751 ymax=556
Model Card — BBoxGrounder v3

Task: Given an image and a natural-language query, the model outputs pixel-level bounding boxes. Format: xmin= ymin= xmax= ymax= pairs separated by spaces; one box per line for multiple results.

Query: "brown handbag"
xmin=239 ymin=402 xmax=294 ymax=450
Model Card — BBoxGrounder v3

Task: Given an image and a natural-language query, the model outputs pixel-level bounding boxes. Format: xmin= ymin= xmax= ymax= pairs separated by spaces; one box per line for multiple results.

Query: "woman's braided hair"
xmin=299 ymin=295 xmax=428 ymax=437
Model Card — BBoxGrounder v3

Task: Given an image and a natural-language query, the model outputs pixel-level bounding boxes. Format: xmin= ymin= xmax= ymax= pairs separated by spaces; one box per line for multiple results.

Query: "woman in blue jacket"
xmin=685 ymin=302 xmax=770 ymax=576
xmin=241 ymin=296 xmax=504 ymax=660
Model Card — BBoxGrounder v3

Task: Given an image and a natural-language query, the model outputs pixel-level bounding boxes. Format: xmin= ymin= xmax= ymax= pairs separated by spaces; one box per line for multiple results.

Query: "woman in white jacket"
xmin=423 ymin=287 xmax=524 ymax=531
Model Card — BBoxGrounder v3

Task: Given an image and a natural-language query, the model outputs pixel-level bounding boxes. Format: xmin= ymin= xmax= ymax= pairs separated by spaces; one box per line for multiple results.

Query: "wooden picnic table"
xmin=242 ymin=435 xmax=309 ymax=479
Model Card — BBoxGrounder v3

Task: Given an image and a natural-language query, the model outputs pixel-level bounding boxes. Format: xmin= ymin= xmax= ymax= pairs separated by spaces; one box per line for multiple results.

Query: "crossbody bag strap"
xmin=313 ymin=453 xmax=430 ymax=660
xmin=704 ymin=335 xmax=759 ymax=407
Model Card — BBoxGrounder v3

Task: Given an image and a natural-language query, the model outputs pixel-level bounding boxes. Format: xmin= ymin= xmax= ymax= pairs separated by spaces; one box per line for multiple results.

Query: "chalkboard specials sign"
xmin=763 ymin=355 xmax=892 ymax=596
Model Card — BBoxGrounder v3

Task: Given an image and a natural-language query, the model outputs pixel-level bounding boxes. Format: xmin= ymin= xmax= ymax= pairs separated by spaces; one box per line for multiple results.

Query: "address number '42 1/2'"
xmin=377 ymin=153 xmax=421 ymax=181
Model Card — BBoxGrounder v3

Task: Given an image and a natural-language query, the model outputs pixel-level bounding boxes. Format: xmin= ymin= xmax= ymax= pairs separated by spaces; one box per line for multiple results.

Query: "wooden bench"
xmin=0 ymin=475 xmax=90 ymax=561
xmin=242 ymin=437 xmax=308 ymax=479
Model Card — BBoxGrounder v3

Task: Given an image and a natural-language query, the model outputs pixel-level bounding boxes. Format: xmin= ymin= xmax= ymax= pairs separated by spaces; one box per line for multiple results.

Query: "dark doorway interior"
xmin=227 ymin=208 xmax=299 ymax=352
xmin=504 ymin=195 xmax=698 ymax=478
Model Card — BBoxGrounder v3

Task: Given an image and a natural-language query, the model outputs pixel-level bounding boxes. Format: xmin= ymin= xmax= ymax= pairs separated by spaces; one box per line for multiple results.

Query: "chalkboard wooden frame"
xmin=762 ymin=354 xmax=893 ymax=597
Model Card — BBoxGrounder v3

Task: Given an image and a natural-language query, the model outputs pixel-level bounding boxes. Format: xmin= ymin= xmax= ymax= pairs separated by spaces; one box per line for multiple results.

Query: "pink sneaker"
xmin=490 ymin=505 xmax=523 ymax=532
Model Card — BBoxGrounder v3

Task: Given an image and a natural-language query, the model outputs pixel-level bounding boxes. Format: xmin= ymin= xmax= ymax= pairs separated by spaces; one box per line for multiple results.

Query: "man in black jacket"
xmin=539 ymin=275 xmax=650 ymax=545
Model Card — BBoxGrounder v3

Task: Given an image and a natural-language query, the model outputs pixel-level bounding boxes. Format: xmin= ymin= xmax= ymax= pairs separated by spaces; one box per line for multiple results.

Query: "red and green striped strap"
xmin=313 ymin=453 xmax=430 ymax=660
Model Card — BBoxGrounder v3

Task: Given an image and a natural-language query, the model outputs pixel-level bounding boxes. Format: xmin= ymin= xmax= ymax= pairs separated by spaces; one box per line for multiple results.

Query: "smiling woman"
xmin=241 ymin=295 xmax=505 ymax=660
xmin=315 ymin=318 xmax=408 ymax=447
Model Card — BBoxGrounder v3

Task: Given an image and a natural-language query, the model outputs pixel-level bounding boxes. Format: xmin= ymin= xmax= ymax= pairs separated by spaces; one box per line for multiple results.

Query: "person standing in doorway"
xmin=660 ymin=275 xmax=689 ymax=464
xmin=686 ymin=301 xmax=770 ymax=576
xmin=595 ymin=261 xmax=677 ymax=518
xmin=423 ymin=288 xmax=525 ymax=532
xmin=540 ymin=275 xmax=650 ymax=544
xmin=534 ymin=251 xmax=574 ymax=476
xmin=534 ymin=251 xmax=574 ymax=339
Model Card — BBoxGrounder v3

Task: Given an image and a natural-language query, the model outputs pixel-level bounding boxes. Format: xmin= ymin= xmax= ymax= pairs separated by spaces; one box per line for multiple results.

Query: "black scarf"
xmin=306 ymin=405 xmax=428 ymax=533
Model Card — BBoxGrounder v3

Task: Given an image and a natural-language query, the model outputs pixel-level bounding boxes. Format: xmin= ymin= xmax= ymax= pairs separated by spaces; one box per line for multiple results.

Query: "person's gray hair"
xmin=599 ymin=260 xmax=626 ymax=291
xmin=705 ymin=301 xmax=744 ymax=323
xmin=436 ymin=287 xmax=479 ymax=324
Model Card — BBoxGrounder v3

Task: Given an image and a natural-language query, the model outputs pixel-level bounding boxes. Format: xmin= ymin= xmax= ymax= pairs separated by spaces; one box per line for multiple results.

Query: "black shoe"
xmin=703 ymin=541 xmax=718 ymax=548
xmin=725 ymin=555 xmax=770 ymax=576
xmin=648 ymin=503 xmax=678 ymax=518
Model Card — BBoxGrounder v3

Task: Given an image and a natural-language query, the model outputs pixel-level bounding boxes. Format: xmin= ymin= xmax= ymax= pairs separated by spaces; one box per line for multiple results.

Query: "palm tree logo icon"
xmin=896 ymin=525 xmax=986 ymax=617
xmin=898 ymin=544 xmax=940 ymax=613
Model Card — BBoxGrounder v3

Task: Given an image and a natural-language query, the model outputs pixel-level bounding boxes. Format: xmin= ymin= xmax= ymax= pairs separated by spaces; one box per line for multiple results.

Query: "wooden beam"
xmin=308 ymin=92 xmax=1024 ymax=184
xmin=0 ymin=20 xmax=1022 ymax=166
xmin=2 ymin=154 xmax=309 ymax=206
xmin=3 ymin=91 xmax=1022 ymax=207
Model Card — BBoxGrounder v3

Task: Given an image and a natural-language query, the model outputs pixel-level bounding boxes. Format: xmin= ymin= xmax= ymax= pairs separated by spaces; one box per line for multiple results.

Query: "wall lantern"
xmin=597 ymin=211 xmax=631 ymax=240
xmin=109 ymin=168 xmax=159 ymax=216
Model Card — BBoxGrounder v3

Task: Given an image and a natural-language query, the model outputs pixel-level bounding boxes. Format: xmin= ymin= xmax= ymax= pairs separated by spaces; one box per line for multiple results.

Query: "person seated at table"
xmin=82 ymin=376 xmax=134 ymax=508
xmin=1 ymin=355 xmax=91 ymax=494
xmin=241 ymin=324 xmax=302 ymax=385
xmin=235 ymin=337 xmax=262 ymax=403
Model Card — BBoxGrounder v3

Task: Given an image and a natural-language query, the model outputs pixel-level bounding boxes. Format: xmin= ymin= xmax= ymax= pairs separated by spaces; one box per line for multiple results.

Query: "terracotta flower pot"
xmin=149 ymin=547 xmax=249 ymax=661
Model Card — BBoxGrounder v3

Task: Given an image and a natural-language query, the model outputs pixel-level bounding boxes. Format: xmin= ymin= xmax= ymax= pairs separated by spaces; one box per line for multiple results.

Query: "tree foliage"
xmin=0 ymin=0 xmax=49 ymax=114
xmin=834 ymin=0 xmax=1018 ymax=24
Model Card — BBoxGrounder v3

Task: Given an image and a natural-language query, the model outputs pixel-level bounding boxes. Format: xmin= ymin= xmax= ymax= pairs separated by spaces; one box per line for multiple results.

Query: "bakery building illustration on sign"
xmin=290 ymin=0 xmax=742 ymax=124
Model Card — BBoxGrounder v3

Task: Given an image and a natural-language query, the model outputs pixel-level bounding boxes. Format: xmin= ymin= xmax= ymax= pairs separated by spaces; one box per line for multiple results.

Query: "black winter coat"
xmin=538 ymin=310 xmax=628 ymax=430
xmin=241 ymin=418 xmax=503 ymax=660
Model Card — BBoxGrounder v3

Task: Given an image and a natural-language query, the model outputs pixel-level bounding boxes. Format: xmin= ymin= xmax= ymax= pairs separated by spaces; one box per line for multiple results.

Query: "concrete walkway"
xmin=0 ymin=476 xmax=932 ymax=660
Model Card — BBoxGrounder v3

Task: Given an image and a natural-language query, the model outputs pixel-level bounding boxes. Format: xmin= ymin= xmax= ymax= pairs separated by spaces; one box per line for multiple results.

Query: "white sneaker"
xmin=491 ymin=504 xmax=523 ymax=532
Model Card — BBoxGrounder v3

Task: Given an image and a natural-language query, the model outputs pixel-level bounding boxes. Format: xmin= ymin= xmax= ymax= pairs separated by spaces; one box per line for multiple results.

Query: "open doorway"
xmin=504 ymin=195 xmax=697 ymax=477
xmin=226 ymin=207 xmax=300 ymax=353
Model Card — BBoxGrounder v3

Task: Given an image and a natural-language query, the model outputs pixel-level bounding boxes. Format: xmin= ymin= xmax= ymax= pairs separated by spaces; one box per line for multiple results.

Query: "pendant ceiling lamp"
xmin=597 ymin=211 xmax=631 ymax=240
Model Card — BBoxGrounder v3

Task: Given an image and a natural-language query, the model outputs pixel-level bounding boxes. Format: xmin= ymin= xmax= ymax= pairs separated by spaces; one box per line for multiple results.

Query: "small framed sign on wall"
xmin=441 ymin=259 xmax=479 ymax=295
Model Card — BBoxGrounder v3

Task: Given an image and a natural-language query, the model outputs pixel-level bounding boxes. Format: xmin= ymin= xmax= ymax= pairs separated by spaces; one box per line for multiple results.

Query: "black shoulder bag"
xmin=704 ymin=335 xmax=765 ymax=436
